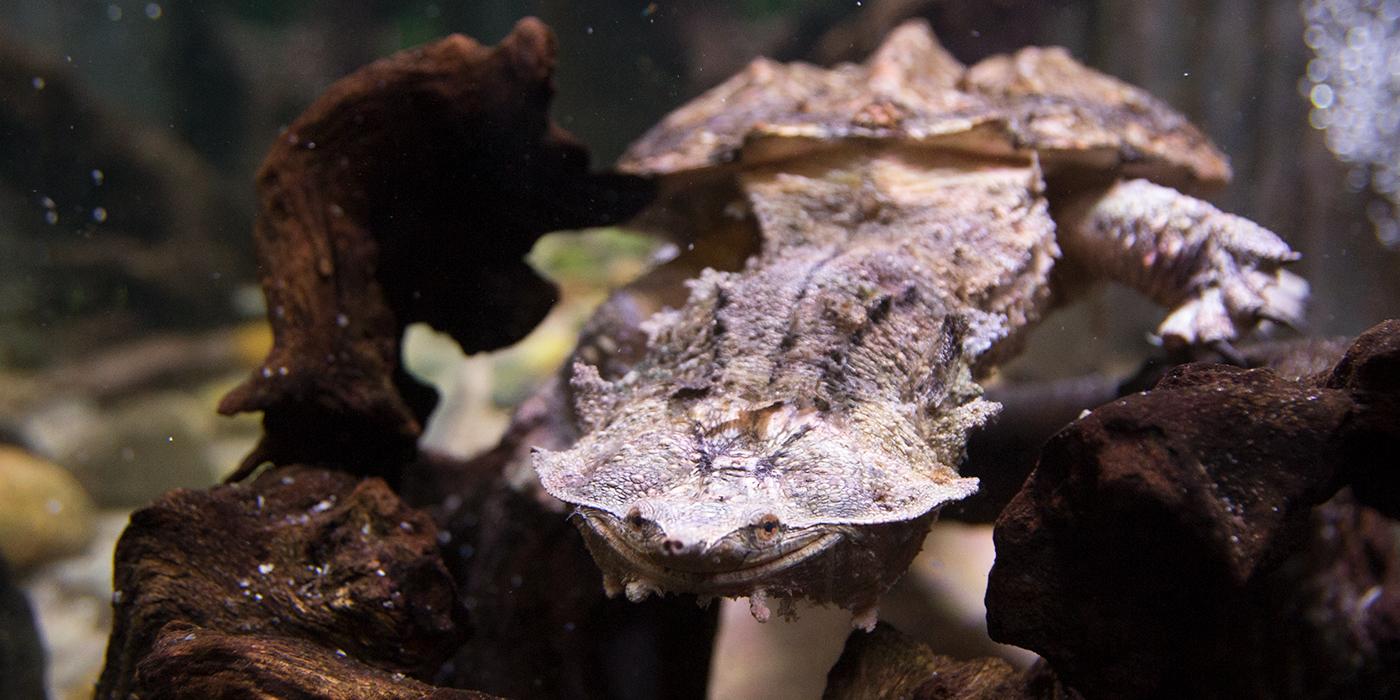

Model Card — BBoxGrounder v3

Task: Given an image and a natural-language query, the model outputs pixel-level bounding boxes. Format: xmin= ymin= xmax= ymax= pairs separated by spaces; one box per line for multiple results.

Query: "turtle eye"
xmin=625 ymin=506 xmax=644 ymax=527
xmin=755 ymin=513 xmax=781 ymax=541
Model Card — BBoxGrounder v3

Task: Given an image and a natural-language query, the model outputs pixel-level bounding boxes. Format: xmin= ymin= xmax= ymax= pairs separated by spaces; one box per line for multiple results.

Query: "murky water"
xmin=1 ymin=3 xmax=1396 ymax=699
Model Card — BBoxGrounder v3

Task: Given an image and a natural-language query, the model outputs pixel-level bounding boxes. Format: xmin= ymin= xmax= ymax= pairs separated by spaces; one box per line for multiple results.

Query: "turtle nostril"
xmin=662 ymin=538 xmax=685 ymax=555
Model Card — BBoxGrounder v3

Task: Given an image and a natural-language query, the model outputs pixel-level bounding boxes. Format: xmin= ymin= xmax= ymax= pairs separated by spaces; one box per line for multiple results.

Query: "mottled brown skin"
xmin=534 ymin=21 xmax=1307 ymax=623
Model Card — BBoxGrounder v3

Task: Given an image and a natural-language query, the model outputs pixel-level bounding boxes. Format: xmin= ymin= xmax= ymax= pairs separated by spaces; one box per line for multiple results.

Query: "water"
xmin=0 ymin=3 xmax=1396 ymax=699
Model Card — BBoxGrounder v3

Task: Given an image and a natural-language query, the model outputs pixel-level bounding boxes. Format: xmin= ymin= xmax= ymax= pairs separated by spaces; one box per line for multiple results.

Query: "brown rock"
xmin=1325 ymin=319 xmax=1400 ymax=518
xmin=823 ymin=622 xmax=1078 ymax=700
xmin=985 ymin=319 xmax=1400 ymax=697
xmin=1259 ymin=496 xmax=1400 ymax=698
xmin=951 ymin=335 xmax=1356 ymax=524
xmin=0 ymin=445 xmax=95 ymax=569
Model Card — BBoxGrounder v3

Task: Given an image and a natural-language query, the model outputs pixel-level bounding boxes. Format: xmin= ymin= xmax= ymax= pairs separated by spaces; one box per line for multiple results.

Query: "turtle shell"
xmin=619 ymin=20 xmax=1229 ymax=189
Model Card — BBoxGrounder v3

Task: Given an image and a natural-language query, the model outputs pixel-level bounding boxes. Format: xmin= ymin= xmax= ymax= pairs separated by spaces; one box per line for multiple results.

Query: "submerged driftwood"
xmin=97 ymin=466 xmax=463 ymax=697
xmin=97 ymin=18 xmax=711 ymax=700
xmin=215 ymin=17 xmax=650 ymax=480
xmin=95 ymin=16 xmax=1397 ymax=699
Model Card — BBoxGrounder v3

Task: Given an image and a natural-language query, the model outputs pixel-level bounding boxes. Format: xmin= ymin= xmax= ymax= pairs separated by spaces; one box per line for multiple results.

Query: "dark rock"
xmin=97 ymin=465 xmax=461 ymax=699
xmin=823 ymin=621 xmax=1079 ymax=700
xmin=1257 ymin=496 xmax=1400 ymax=698
xmin=986 ymin=319 xmax=1400 ymax=697
xmin=952 ymin=373 xmax=1122 ymax=523
xmin=0 ymin=556 xmax=46 ymax=700
xmin=1325 ymin=320 xmax=1400 ymax=519
xmin=951 ymin=335 xmax=1355 ymax=524
xmin=218 ymin=19 xmax=652 ymax=480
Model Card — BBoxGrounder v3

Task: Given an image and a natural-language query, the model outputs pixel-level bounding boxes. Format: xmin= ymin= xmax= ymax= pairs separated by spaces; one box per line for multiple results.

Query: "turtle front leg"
xmin=1057 ymin=178 xmax=1308 ymax=346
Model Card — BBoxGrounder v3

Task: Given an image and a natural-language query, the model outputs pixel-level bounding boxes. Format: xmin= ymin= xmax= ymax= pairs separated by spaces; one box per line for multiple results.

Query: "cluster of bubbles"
xmin=106 ymin=3 xmax=163 ymax=21
xmin=1302 ymin=0 xmax=1400 ymax=248
xmin=34 ymin=169 xmax=107 ymax=226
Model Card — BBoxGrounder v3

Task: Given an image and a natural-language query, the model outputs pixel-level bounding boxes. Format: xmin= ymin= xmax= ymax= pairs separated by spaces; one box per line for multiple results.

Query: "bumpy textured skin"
xmin=1059 ymin=179 xmax=1307 ymax=345
xmin=533 ymin=20 xmax=1307 ymax=620
xmin=537 ymin=149 xmax=1047 ymax=615
xmin=621 ymin=22 xmax=1230 ymax=187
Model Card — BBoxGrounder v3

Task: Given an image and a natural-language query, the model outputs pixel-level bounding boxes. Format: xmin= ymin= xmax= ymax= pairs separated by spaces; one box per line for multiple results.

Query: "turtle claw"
xmin=1064 ymin=179 xmax=1308 ymax=347
xmin=1155 ymin=267 xmax=1308 ymax=347
xmin=624 ymin=579 xmax=659 ymax=603
xmin=851 ymin=605 xmax=879 ymax=632
xmin=748 ymin=590 xmax=773 ymax=623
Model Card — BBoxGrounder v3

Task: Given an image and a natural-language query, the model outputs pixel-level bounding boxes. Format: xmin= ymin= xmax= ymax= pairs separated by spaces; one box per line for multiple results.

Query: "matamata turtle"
xmin=530 ymin=20 xmax=1306 ymax=627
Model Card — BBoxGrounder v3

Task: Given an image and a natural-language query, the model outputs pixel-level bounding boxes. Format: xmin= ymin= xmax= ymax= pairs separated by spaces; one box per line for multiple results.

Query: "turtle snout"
xmin=649 ymin=533 xmax=739 ymax=572
xmin=658 ymin=536 xmax=705 ymax=559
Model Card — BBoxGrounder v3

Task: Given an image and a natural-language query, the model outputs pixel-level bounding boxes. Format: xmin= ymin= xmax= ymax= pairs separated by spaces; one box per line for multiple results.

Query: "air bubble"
xmin=1303 ymin=0 xmax=1400 ymax=248
xmin=1310 ymin=83 xmax=1335 ymax=109
xmin=1307 ymin=59 xmax=1328 ymax=83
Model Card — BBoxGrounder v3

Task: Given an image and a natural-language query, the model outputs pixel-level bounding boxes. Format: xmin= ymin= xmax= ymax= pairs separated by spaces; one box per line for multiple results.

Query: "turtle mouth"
xmin=576 ymin=508 xmax=843 ymax=590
